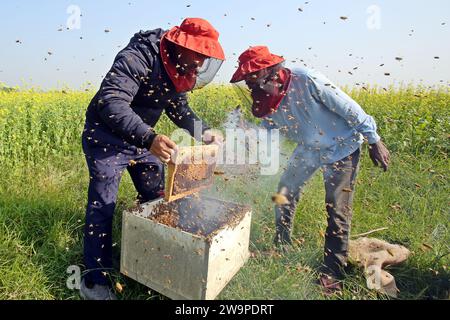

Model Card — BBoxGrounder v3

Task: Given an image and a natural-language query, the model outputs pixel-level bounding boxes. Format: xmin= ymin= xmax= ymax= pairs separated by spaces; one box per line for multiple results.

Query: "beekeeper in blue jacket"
xmin=80 ymin=18 xmax=224 ymax=300
xmin=231 ymin=46 xmax=391 ymax=294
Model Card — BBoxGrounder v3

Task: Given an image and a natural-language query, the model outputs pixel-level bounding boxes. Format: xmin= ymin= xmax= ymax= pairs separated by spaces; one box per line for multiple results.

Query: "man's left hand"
xmin=368 ymin=140 xmax=390 ymax=172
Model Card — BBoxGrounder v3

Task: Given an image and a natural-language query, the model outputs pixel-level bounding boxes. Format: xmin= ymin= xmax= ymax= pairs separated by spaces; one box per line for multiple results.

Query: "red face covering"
xmin=160 ymin=37 xmax=197 ymax=93
xmin=250 ymin=68 xmax=291 ymax=118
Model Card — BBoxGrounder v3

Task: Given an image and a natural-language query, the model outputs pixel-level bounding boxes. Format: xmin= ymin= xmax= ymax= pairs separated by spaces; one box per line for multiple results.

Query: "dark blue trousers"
xmin=81 ymin=123 xmax=164 ymax=285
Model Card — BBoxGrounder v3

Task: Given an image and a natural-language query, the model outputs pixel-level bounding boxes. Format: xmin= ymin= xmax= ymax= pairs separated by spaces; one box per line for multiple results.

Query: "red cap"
xmin=164 ymin=18 xmax=225 ymax=60
xmin=230 ymin=46 xmax=284 ymax=83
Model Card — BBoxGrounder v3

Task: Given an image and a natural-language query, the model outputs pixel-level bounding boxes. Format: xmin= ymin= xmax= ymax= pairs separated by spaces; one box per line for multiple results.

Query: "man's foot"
xmin=80 ymin=278 xmax=118 ymax=300
xmin=318 ymin=274 xmax=343 ymax=296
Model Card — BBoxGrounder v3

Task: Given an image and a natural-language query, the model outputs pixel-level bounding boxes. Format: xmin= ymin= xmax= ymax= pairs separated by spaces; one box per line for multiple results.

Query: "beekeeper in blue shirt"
xmin=231 ymin=46 xmax=391 ymax=294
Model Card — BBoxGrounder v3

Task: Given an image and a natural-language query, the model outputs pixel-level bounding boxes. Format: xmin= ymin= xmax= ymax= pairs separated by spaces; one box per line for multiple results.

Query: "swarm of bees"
xmin=148 ymin=196 xmax=248 ymax=239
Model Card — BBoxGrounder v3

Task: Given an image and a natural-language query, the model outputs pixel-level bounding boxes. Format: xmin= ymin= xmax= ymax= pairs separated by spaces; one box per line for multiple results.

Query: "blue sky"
xmin=0 ymin=0 xmax=448 ymax=89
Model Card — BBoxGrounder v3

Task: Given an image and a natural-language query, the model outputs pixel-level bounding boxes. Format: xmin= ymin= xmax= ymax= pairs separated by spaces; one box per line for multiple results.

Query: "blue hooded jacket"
xmin=84 ymin=29 xmax=210 ymax=150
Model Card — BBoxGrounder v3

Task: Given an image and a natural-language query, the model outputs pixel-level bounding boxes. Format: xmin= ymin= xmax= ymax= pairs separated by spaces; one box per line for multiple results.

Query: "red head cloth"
xmin=161 ymin=18 xmax=225 ymax=93
xmin=230 ymin=46 xmax=284 ymax=83
xmin=164 ymin=18 xmax=225 ymax=60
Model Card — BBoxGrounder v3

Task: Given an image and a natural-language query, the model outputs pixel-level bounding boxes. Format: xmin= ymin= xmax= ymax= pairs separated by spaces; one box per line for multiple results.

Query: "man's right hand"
xmin=368 ymin=140 xmax=390 ymax=172
xmin=150 ymin=135 xmax=178 ymax=163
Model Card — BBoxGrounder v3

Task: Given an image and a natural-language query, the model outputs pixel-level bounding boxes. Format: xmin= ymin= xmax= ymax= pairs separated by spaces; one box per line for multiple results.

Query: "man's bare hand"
xmin=150 ymin=135 xmax=178 ymax=163
xmin=369 ymin=140 xmax=390 ymax=172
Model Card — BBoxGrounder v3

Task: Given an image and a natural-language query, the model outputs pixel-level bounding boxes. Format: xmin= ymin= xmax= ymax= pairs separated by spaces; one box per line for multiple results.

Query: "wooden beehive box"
xmin=120 ymin=145 xmax=252 ymax=300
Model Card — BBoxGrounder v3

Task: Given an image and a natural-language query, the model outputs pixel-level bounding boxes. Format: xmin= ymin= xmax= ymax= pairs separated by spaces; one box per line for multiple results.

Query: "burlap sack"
xmin=349 ymin=237 xmax=410 ymax=298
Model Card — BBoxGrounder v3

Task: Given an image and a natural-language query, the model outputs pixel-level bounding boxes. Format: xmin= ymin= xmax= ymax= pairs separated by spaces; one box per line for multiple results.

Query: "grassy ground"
xmin=0 ymin=86 xmax=448 ymax=300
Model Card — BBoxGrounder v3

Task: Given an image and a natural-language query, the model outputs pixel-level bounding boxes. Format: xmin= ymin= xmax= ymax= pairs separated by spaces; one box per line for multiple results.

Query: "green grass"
xmin=0 ymin=85 xmax=448 ymax=300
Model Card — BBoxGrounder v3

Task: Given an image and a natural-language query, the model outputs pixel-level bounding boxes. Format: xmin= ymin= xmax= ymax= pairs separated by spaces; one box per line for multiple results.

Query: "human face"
xmin=244 ymin=69 xmax=269 ymax=88
xmin=244 ymin=67 xmax=282 ymax=96
xmin=174 ymin=45 xmax=208 ymax=76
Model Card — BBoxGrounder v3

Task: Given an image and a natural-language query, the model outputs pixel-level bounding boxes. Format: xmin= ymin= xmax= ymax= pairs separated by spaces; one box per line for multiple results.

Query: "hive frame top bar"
xmin=164 ymin=145 xmax=219 ymax=202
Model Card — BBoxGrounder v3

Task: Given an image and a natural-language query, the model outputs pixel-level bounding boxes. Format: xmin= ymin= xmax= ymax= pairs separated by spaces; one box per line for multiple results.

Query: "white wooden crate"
xmin=120 ymin=196 xmax=251 ymax=300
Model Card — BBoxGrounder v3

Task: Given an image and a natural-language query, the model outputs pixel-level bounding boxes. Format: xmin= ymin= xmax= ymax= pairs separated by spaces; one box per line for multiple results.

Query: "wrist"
xmin=147 ymin=133 xmax=158 ymax=149
xmin=369 ymin=140 xmax=382 ymax=147
xmin=366 ymin=132 xmax=381 ymax=145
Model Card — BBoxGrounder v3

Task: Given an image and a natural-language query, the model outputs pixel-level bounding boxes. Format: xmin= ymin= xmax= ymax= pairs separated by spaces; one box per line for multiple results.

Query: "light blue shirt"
xmin=263 ymin=67 xmax=380 ymax=165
